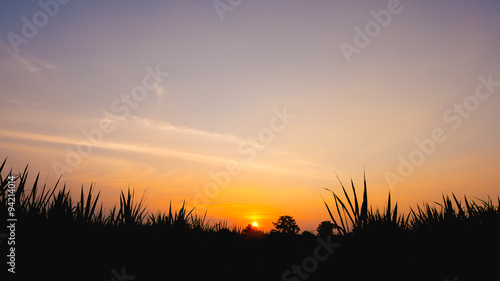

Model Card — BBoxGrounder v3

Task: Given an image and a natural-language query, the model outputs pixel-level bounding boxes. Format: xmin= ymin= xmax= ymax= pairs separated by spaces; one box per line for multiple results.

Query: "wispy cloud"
xmin=0 ymin=40 xmax=55 ymax=76
xmin=0 ymin=111 xmax=333 ymax=181
xmin=0 ymin=128 xmax=230 ymax=166
xmin=107 ymin=112 xmax=247 ymax=144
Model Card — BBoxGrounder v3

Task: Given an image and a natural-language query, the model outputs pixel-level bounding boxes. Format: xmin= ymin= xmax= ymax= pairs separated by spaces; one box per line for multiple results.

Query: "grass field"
xmin=1 ymin=159 xmax=499 ymax=281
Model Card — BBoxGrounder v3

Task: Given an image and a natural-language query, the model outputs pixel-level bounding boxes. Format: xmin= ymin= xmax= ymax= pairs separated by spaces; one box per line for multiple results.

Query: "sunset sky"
xmin=1 ymin=0 xmax=500 ymax=231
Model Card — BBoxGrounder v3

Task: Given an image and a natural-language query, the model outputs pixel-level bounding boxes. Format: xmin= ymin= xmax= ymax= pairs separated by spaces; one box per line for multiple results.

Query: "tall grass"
xmin=148 ymin=200 xmax=202 ymax=230
xmin=322 ymin=172 xmax=369 ymax=235
xmin=2 ymin=159 xmax=499 ymax=237
xmin=408 ymin=193 xmax=500 ymax=231
xmin=0 ymin=159 xmax=230 ymax=231
xmin=323 ymin=172 xmax=500 ymax=235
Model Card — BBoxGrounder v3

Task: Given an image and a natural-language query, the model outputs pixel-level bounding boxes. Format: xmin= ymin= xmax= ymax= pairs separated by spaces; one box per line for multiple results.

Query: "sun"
xmin=252 ymin=221 xmax=258 ymax=227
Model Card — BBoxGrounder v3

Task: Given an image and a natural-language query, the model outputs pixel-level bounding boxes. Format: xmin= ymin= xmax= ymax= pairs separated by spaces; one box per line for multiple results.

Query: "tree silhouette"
xmin=301 ymin=230 xmax=315 ymax=239
xmin=242 ymin=223 xmax=264 ymax=240
xmin=272 ymin=215 xmax=300 ymax=234
xmin=317 ymin=221 xmax=335 ymax=237
xmin=242 ymin=223 xmax=258 ymax=234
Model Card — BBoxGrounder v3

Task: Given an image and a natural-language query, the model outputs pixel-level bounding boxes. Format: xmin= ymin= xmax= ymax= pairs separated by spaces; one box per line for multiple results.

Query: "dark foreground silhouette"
xmin=1 ymin=161 xmax=499 ymax=281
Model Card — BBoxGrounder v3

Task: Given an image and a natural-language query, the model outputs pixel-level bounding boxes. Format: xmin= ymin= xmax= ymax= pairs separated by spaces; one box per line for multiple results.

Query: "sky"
xmin=1 ymin=0 xmax=500 ymax=231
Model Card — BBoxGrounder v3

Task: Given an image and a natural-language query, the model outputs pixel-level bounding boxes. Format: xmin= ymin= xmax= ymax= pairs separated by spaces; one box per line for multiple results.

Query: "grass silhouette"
xmin=322 ymin=172 xmax=499 ymax=235
xmin=1 ymin=158 xmax=499 ymax=280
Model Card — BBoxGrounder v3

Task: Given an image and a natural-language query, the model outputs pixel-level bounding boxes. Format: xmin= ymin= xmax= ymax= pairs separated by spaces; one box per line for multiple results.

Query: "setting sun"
xmin=252 ymin=222 xmax=258 ymax=227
